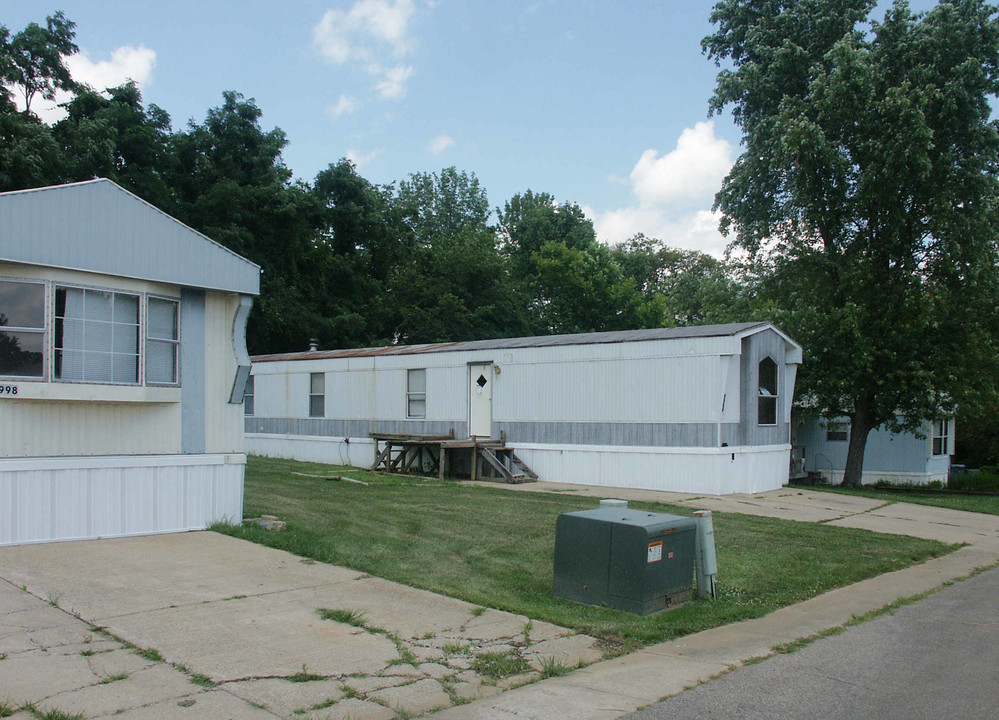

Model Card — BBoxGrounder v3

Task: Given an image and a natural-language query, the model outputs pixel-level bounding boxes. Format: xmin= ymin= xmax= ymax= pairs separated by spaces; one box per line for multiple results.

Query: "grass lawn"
xmin=215 ymin=456 xmax=954 ymax=650
xmin=797 ymin=484 xmax=999 ymax=516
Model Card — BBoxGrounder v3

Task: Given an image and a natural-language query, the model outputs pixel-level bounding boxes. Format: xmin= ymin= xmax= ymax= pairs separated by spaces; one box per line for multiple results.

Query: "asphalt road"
xmin=625 ymin=565 xmax=999 ymax=720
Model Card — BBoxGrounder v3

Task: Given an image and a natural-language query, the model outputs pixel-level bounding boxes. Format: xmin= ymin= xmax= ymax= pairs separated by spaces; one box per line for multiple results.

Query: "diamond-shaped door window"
xmin=476 ymin=374 xmax=488 ymax=388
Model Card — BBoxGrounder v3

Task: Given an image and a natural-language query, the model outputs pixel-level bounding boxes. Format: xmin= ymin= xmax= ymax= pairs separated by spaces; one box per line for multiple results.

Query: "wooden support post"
xmin=372 ymin=440 xmax=392 ymax=470
xmin=470 ymin=439 xmax=478 ymax=482
xmin=439 ymin=445 xmax=447 ymax=481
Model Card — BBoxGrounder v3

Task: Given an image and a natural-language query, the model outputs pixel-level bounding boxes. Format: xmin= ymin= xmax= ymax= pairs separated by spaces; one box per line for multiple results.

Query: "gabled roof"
xmin=253 ymin=322 xmax=803 ymax=362
xmin=0 ymin=179 xmax=260 ymax=295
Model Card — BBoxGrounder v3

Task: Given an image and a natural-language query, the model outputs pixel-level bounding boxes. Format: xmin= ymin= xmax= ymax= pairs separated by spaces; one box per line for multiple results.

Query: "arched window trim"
xmin=757 ymin=356 xmax=778 ymax=426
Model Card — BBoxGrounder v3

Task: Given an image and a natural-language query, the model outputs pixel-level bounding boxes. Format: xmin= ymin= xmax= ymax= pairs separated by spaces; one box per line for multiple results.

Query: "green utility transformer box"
xmin=553 ymin=508 xmax=697 ymax=615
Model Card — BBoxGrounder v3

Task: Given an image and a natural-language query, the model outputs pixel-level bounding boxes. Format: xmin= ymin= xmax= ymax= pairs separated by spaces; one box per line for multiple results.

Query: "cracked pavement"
xmin=0 ymin=532 xmax=605 ymax=719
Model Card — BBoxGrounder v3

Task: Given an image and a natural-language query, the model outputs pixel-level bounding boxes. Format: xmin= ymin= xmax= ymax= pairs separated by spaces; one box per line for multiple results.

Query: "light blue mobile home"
xmin=795 ymin=415 xmax=954 ymax=485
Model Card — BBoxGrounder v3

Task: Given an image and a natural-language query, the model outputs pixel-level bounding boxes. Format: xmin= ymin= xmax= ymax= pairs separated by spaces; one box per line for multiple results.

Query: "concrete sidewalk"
xmin=2 ymin=487 xmax=997 ymax=720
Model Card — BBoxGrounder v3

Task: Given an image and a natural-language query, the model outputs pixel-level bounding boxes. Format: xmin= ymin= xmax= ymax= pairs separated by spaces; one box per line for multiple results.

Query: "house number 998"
xmin=0 ymin=385 xmax=19 ymax=395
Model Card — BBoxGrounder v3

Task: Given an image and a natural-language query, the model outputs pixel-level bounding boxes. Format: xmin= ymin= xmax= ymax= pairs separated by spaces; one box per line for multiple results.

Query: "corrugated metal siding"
xmin=798 ymin=416 xmax=934 ymax=475
xmin=0 ymin=180 xmax=259 ymax=295
xmin=0 ymin=398 xmax=181 ymax=456
xmin=251 ymin=336 xmax=740 ymax=428
xmin=737 ymin=330 xmax=790 ymax=446
xmin=0 ymin=455 xmax=244 ymax=546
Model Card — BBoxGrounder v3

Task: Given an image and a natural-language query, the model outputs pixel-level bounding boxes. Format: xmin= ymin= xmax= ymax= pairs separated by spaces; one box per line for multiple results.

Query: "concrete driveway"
xmin=2 ymin=487 xmax=998 ymax=720
xmin=0 ymin=532 xmax=603 ymax=719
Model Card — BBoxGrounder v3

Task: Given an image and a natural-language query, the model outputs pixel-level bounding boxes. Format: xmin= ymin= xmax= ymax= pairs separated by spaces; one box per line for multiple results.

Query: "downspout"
xmin=229 ymin=294 xmax=254 ymax=404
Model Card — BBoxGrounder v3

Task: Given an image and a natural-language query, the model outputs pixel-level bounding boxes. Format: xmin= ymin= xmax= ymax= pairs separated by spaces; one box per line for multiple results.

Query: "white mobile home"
xmin=0 ymin=179 xmax=259 ymax=546
xmin=246 ymin=322 xmax=802 ymax=494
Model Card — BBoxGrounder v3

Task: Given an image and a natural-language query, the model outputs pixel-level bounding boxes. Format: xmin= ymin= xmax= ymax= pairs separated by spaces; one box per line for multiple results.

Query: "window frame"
xmin=757 ymin=356 xmax=778 ymax=427
xmin=309 ymin=372 xmax=325 ymax=418
xmin=145 ymin=295 xmax=181 ymax=386
xmin=825 ymin=421 xmax=848 ymax=443
xmin=0 ymin=277 xmax=47 ymax=380
xmin=931 ymin=419 xmax=950 ymax=457
xmin=53 ymin=283 xmax=142 ymax=386
xmin=407 ymin=368 xmax=426 ymax=419
xmin=244 ymin=373 xmax=255 ymax=416
xmin=0 ymin=277 xmax=185 ymax=389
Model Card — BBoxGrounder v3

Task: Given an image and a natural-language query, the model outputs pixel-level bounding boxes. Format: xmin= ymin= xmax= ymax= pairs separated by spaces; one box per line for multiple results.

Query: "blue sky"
xmin=4 ymin=0 xmax=940 ymax=255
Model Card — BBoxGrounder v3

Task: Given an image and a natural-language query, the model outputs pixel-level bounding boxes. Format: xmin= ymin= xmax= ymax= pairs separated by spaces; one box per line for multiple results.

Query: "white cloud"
xmin=68 ymin=45 xmax=156 ymax=93
xmin=630 ymin=121 xmax=733 ymax=207
xmin=587 ymin=121 xmax=735 ymax=257
xmin=591 ymin=207 xmax=730 ymax=258
xmin=329 ymin=94 xmax=359 ymax=118
xmin=12 ymin=44 xmax=157 ymax=124
xmin=373 ymin=64 xmax=413 ymax=99
xmin=313 ymin=0 xmax=416 ymax=64
xmin=345 ymin=146 xmax=386 ymax=170
xmin=313 ymin=0 xmax=418 ymax=102
xmin=427 ymin=134 xmax=454 ymax=155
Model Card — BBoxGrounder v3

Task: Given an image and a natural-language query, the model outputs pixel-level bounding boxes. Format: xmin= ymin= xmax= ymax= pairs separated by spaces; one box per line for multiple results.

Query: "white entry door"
xmin=468 ymin=362 xmax=493 ymax=437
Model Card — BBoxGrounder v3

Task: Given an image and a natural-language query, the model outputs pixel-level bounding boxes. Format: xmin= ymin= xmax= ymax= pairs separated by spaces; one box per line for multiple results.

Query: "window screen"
xmin=55 ymin=286 xmax=139 ymax=384
xmin=244 ymin=374 xmax=255 ymax=416
xmin=146 ymin=297 xmax=179 ymax=384
xmin=407 ymin=368 xmax=426 ymax=418
xmin=309 ymin=372 xmax=325 ymax=417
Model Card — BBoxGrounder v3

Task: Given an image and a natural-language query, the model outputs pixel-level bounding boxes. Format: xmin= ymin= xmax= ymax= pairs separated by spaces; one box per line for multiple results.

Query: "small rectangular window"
xmin=55 ymin=286 xmax=139 ymax=384
xmin=309 ymin=372 xmax=325 ymax=417
xmin=407 ymin=368 xmax=426 ymax=418
xmin=146 ymin=297 xmax=180 ymax=385
xmin=0 ymin=279 xmax=45 ymax=378
xmin=826 ymin=422 xmax=848 ymax=442
xmin=932 ymin=420 xmax=949 ymax=456
xmin=244 ymin=374 xmax=255 ymax=416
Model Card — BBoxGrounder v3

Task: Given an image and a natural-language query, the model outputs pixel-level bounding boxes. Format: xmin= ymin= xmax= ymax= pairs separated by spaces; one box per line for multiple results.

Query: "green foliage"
xmin=0 ymin=11 xmax=78 ymax=114
xmin=471 ymin=650 xmax=529 ymax=680
xmin=704 ymin=0 xmax=999 ymax=485
xmin=948 ymin=469 xmax=999 ymax=493
xmin=538 ymin=656 xmax=573 ymax=678
xmin=316 ymin=608 xmax=368 ymax=627
xmin=53 ymin=82 xmax=175 ymax=207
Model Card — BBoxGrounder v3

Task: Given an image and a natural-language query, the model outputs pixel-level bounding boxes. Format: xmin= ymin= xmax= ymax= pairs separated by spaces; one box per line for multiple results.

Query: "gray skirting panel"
xmin=245 ymin=418 xmax=788 ymax=449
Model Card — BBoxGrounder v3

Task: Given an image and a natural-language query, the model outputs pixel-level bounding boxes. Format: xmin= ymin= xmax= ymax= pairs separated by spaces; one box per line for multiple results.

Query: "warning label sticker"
xmin=647 ymin=541 xmax=663 ymax=563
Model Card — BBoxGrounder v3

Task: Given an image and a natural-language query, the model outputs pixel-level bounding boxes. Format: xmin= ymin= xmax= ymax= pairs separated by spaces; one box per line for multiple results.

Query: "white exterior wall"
xmin=512 ymin=443 xmax=790 ymax=495
xmin=0 ymin=454 xmax=245 ymax=546
xmin=250 ymin=335 xmax=745 ymax=425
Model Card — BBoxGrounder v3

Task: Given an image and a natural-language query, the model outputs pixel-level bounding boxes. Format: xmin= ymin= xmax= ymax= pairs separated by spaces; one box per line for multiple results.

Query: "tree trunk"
xmin=842 ymin=398 xmax=874 ymax=488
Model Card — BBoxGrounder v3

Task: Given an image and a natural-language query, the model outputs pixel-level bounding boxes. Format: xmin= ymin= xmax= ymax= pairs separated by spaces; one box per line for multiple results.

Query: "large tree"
xmin=704 ymin=0 xmax=999 ymax=485
xmin=1 ymin=11 xmax=78 ymax=114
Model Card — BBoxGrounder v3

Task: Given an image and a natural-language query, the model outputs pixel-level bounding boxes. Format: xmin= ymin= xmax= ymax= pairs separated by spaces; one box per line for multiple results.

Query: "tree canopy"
xmin=704 ymin=0 xmax=999 ymax=484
